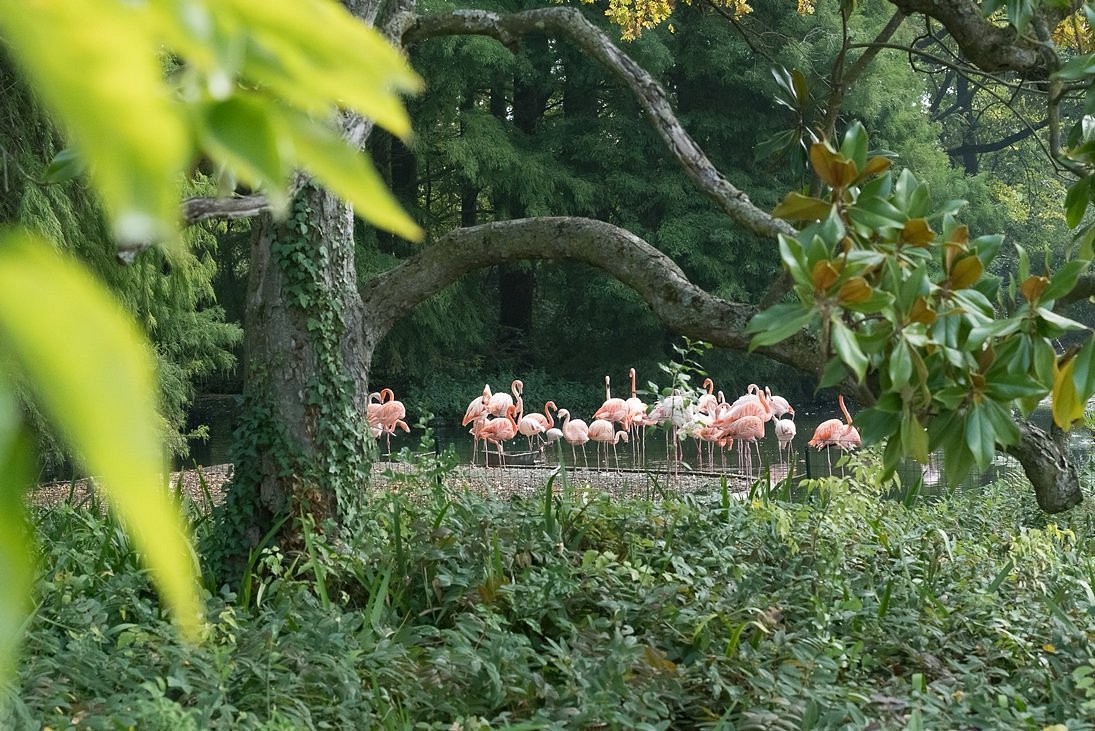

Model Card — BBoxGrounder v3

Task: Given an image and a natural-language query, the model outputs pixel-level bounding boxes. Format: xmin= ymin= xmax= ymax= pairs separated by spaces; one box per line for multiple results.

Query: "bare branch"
xmin=182 ymin=194 xmax=273 ymax=225
xmin=360 ymin=216 xmax=820 ymax=371
xmin=403 ymin=8 xmax=796 ymax=241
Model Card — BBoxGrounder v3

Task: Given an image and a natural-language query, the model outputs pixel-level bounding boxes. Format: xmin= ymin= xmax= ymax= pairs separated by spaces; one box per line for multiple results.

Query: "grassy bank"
xmin=4 ymin=453 xmax=1095 ymax=729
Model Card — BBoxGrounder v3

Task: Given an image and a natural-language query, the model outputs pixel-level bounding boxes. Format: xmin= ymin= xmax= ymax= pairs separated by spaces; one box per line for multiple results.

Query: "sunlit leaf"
xmin=1052 ymin=354 xmax=1084 ymax=429
xmin=0 ymin=1 xmax=188 ymax=244
xmin=275 ymin=108 xmax=423 ymax=241
xmin=747 ymin=304 xmax=814 ymax=348
xmin=900 ymin=218 xmax=934 ymax=246
xmin=199 ymin=96 xmax=287 ymax=209
xmin=1072 ymin=335 xmax=1095 ymax=400
xmin=809 ymin=142 xmax=857 ymax=188
xmin=0 ymin=382 xmax=33 ymax=684
xmin=0 ymin=233 xmax=201 ymax=639
xmin=949 ymin=255 xmax=983 ymax=289
xmin=227 ymin=0 xmax=421 ymax=139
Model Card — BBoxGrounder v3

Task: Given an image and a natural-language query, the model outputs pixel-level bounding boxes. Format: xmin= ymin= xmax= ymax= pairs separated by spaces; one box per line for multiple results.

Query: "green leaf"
xmin=200 ymin=96 xmax=287 ymax=207
xmin=42 ymin=148 xmax=86 ymax=185
xmin=0 ymin=233 xmax=201 ymax=640
xmin=888 ymin=339 xmax=912 ymax=387
xmin=830 ymin=317 xmax=868 ymax=382
xmin=983 ymin=373 xmax=1047 ymax=402
xmin=901 ymin=412 xmax=929 ymax=464
xmin=0 ymin=383 xmax=33 ymax=684
xmin=1041 ymin=259 xmax=1090 ymax=301
xmin=981 ymin=399 xmax=1020 ymax=447
xmin=965 ymin=404 xmax=996 ymax=470
xmin=778 ymin=234 xmax=810 ymax=288
xmin=1072 ymin=335 xmax=1095 ymax=400
xmin=967 ymin=316 xmax=1022 ymax=349
xmin=1065 ymin=176 xmax=1092 ymax=228
xmin=1035 ymin=307 xmax=1086 ymax=332
xmin=747 ymin=304 xmax=814 ymax=348
xmin=224 ymin=0 xmax=421 ymax=139
xmin=840 ymin=120 xmax=868 ymax=171
xmin=275 ymin=108 xmax=422 ymax=241
xmin=0 ymin=1 xmax=188 ymax=244
xmin=1054 ymin=52 xmax=1095 ymax=81
xmin=855 ymin=406 xmax=901 ymax=443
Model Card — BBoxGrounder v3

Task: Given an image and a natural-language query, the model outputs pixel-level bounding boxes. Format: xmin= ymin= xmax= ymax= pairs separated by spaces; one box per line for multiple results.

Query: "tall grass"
xmin=5 ymin=451 xmax=1095 ymax=729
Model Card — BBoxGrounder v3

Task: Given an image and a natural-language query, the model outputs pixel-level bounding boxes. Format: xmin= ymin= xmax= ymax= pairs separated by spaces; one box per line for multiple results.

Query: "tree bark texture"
xmin=215 ymin=184 xmax=374 ymax=556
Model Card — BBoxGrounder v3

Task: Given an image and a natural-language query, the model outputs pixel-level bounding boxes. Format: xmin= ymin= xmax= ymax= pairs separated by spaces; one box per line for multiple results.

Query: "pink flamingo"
xmin=487 ymin=379 xmax=522 ymax=417
xmin=774 ymin=415 xmax=797 ymax=465
xmin=588 ymin=418 xmax=629 ymax=471
xmin=765 ymin=386 xmax=795 ymax=419
xmin=697 ymin=378 xmax=719 ymax=416
xmin=518 ymin=399 xmax=556 ymax=449
xmin=720 ymin=415 xmax=765 ymax=476
xmin=556 ymin=408 xmax=590 ymax=468
xmin=478 ymin=404 xmax=519 ymax=467
xmin=462 ymin=385 xmax=491 ymax=427
xmin=808 ymin=394 xmax=861 ymax=472
xmin=624 ymin=368 xmax=648 ymax=465
xmin=593 ymin=375 xmax=629 ymax=426
xmin=375 ymin=388 xmax=407 ymax=454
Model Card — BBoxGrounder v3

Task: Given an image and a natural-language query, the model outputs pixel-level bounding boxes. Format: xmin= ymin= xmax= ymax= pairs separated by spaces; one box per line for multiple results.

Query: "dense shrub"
xmin=5 ymin=453 xmax=1095 ymax=728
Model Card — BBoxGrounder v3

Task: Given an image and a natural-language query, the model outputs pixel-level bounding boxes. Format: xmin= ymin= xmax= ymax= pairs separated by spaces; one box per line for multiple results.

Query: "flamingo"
xmin=808 ymin=394 xmax=861 ymax=472
xmin=461 ymin=385 xmax=491 ymax=427
xmin=719 ymin=386 xmax=772 ymax=425
xmin=588 ymin=418 xmax=629 ymax=471
xmin=697 ymin=378 xmax=719 ymax=415
xmin=556 ymin=408 xmax=590 ymax=468
xmin=366 ymin=390 xmax=385 ymax=430
xmin=478 ymin=404 xmax=519 ymax=467
xmin=719 ymin=415 xmax=765 ymax=476
xmin=765 ymin=386 xmax=795 ymax=419
xmin=774 ymin=415 xmax=797 ymax=465
xmin=375 ymin=388 xmax=407 ymax=454
xmin=518 ymin=399 xmax=556 ymax=449
xmin=592 ymin=375 xmax=629 ymax=426
xmin=487 ymin=379 xmax=522 ymax=417
xmin=624 ymin=367 xmax=648 ymax=465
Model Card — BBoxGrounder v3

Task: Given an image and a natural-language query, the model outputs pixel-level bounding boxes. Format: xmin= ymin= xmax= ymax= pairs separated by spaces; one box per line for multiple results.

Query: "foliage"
xmin=0 ymin=233 xmax=201 ymax=681
xmin=10 ymin=456 xmax=1095 ymax=726
xmin=0 ymin=0 xmax=422 ymax=685
xmin=751 ymin=122 xmax=1093 ymax=485
xmin=0 ymin=0 xmax=422 ymax=247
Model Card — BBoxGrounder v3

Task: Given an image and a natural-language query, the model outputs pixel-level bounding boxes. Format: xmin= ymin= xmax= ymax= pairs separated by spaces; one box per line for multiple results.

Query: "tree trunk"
xmin=213 ymin=183 xmax=375 ymax=562
xmin=1008 ymin=421 xmax=1083 ymax=513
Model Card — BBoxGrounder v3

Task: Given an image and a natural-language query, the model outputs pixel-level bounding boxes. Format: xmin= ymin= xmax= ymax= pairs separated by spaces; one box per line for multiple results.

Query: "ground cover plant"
xmin=4 ymin=451 xmax=1095 ymax=729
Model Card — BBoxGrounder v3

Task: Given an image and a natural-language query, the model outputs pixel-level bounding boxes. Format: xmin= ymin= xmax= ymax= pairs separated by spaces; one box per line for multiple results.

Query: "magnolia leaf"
xmin=1052 ymin=355 xmax=1084 ymax=429
xmin=811 ymin=259 xmax=841 ymax=290
xmin=747 ymin=304 xmax=813 ymax=349
xmin=0 ymin=233 xmax=201 ymax=640
xmin=855 ymin=155 xmax=891 ymax=183
xmin=772 ymin=192 xmax=831 ymax=221
xmin=0 ymin=1 xmax=188 ymax=244
xmin=840 ymin=121 xmax=868 ymax=171
xmin=275 ymin=108 xmax=422 ymax=241
xmin=830 ymin=317 xmax=868 ymax=382
xmin=1019 ymin=275 xmax=1048 ymax=303
xmin=809 ymin=143 xmax=857 ymax=188
xmin=900 ymin=412 xmax=929 ymax=464
xmin=900 ymin=218 xmax=934 ymax=246
xmin=949 ymin=255 xmax=983 ymax=289
xmin=965 ymin=404 xmax=995 ymax=470
xmin=1073 ymin=336 xmax=1095 ymax=401
xmin=43 ymin=148 xmax=86 ymax=185
xmin=1041 ymin=259 xmax=1089 ymax=302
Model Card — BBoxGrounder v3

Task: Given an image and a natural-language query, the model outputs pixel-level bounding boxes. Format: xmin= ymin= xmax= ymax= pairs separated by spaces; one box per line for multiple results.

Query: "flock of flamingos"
xmin=367 ymin=368 xmax=862 ymax=476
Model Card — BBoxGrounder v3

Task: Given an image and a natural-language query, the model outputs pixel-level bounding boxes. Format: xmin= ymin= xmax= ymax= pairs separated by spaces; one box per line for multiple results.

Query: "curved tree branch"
xmin=402 ymin=7 xmax=796 ymax=241
xmin=888 ymin=0 xmax=1080 ymax=74
xmin=359 ymin=216 xmax=820 ymax=371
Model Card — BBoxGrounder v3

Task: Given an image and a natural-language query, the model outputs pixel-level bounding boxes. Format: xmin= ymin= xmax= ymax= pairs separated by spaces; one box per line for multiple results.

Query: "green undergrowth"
xmin=5 ymin=454 xmax=1095 ymax=729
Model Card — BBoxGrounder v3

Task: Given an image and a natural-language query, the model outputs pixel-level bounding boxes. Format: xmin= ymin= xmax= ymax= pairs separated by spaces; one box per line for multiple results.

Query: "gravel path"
xmin=29 ymin=460 xmax=756 ymax=512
